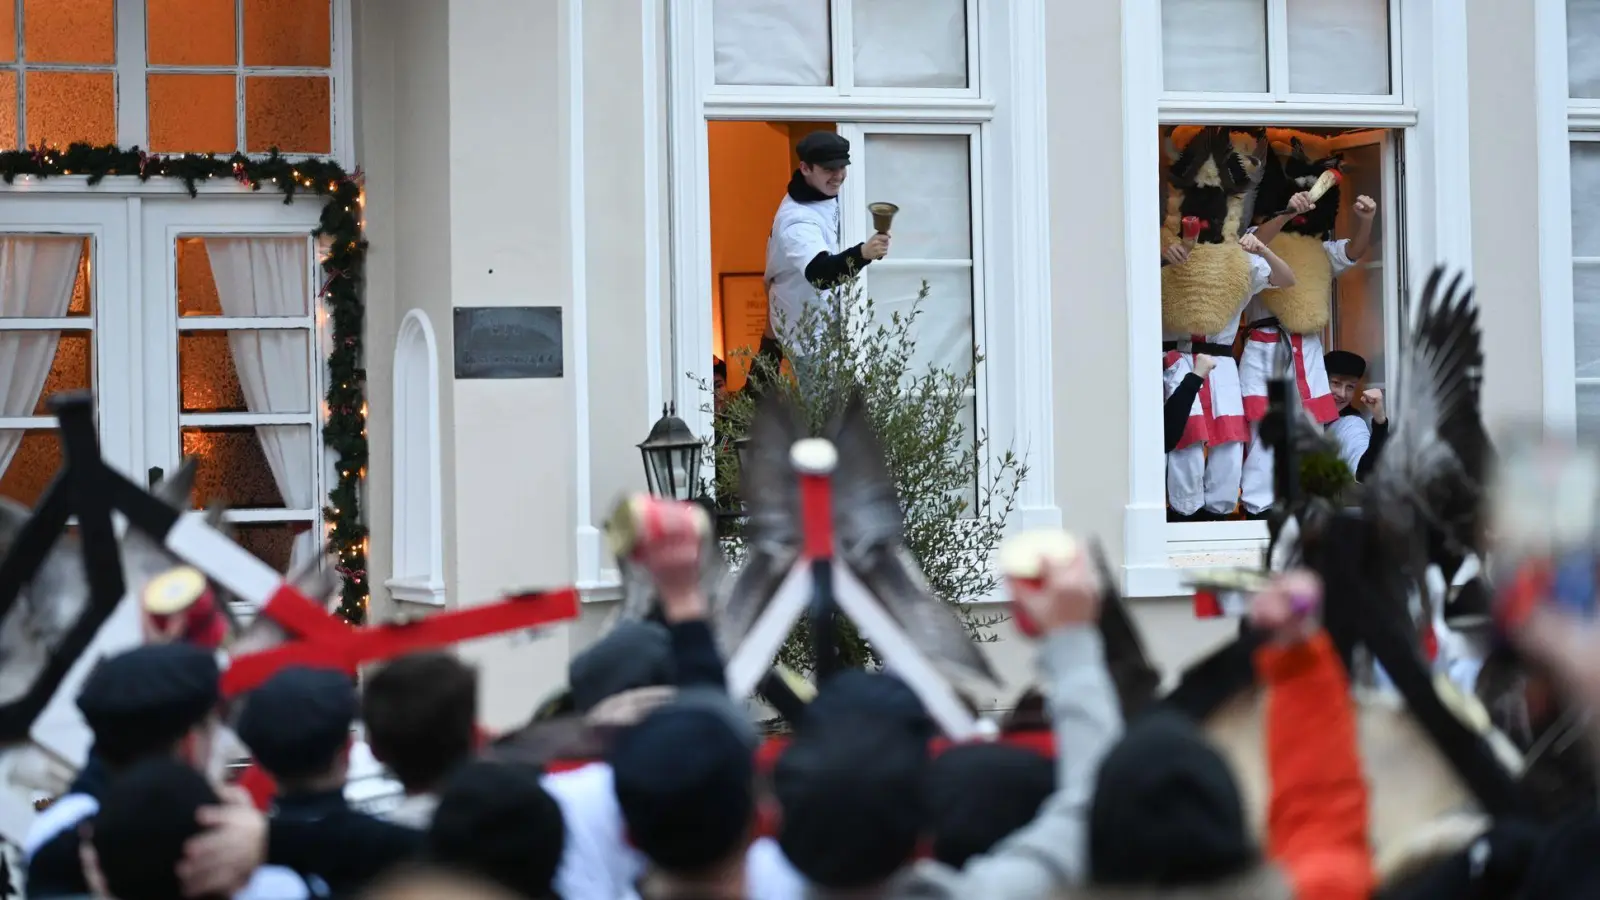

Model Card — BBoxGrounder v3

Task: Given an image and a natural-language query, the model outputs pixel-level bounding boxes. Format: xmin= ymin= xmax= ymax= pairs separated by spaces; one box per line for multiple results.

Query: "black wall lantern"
xmin=638 ymin=403 xmax=704 ymax=501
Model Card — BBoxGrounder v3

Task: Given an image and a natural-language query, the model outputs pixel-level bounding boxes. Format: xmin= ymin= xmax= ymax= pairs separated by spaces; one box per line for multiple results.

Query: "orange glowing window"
xmin=0 ymin=6 xmax=14 ymax=64
xmin=148 ymin=74 xmax=237 ymax=154
xmin=25 ymin=72 xmax=116 ymax=149
xmin=0 ymin=72 xmax=15 ymax=150
xmin=23 ymin=0 xmax=115 ymax=65
xmin=243 ymin=0 xmax=331 ymax=68
xmin=245 ymin=76 xmax=330 ymax=154
xmin=146 ymin=0 xmax=236 ymax=67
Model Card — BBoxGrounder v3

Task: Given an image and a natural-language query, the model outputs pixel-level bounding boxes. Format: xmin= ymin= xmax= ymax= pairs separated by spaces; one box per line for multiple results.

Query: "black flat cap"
xmin=235 ymin=665 xmax=356 ymax=780
xmin=430 ymin=760 xmax=566 ymax=899
xmin=568 ymin=622 xmax=675 ymax=714
xmin=927 ymin=743 xmax=1056 ymax=867
xmin=803 ymin=670 xmax=935 ymax=743
xmin=77 ymin=644 xmax=219 ymax=767
xmin=1324 ymin=350 xmax=1367 ymax=379
xmin=610 ymin=694 xmax=757 ymax=874
xmin=797 ymin=131 xmax=851 ymax=168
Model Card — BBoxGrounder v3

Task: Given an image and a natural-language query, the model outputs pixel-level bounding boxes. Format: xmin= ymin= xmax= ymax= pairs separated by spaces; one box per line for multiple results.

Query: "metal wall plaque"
xmin=453 ymin=307 xmax=563 ymax=379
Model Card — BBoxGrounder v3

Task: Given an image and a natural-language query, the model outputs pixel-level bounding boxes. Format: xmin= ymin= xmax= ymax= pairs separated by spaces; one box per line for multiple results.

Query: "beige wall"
xmin=1469 ymin=0 xmax=1548 ymax=430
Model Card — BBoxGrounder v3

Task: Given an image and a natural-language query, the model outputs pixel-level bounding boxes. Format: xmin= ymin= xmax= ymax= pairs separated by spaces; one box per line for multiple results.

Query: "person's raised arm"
xmin=1346 ymin=196 xmax=1377 ymax=262
xmin=634 ymin=502 xmax=725 ymax=689
xmin=1252 ymin=571 xmax=1373 ymax=900
xmin=1242 ymin=233 xmax=1297 ymax=289
xmin=1252 ymin=192 xmax=1316 ymax=246
xmin=1165 ymin=355 xmax=1214 ymax=453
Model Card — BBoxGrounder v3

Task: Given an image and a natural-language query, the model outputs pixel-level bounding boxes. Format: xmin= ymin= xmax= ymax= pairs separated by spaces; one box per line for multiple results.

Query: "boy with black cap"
xmin=235 ymin=665 xmax=424 ymax=895
xmin=1324 ymin=349 xmax=1388 ymax=480
xmin=23 ymin=642 xmax=223 ymax=897
xmin=757 ymin=130 xmax=890 ymax=389
xmin=427 ymin=759 xmax=565 ymax=899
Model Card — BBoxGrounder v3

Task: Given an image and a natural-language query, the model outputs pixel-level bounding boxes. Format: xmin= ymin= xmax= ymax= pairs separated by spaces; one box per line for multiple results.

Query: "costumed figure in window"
xmin=1237 ymin=138 xmax=1378 ymax=518
xmin=1160 ymin=127 xmax=1298 ymax=521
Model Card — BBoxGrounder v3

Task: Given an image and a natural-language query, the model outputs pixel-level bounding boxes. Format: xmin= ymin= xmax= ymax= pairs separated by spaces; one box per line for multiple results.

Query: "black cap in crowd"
xmin=234 ymin=665 xmax=356 ymax=781
xmin=609 ymin=691 xmax=757 ymax=874
xmin=92 ymin=758 xmax=219 ymax=900
xmin=797 ymin=131 xmax=851 ymax=168
xmin=568 ymin=621 xmax=676 ymax=714
xmin=802 ymin=670 xmax=935 ymax=743
xmin=1088 ymin=711 xmax=1258 ymax=886
xmin=1324 ymin=350 xmax=1367 ymax=379
xmin=927 ymin=743 xmax=1057 ymax=868
xmin=429 ymin=759 xmax=566 ymax=899
xmin=776 ymin=719 xmax=929 ymax=888
xmin=77 ymin=644 xmax=219 ymax=767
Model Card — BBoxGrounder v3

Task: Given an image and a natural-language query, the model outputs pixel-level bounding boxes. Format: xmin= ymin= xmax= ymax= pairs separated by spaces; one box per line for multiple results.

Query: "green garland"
xmin=0 ymin=142 xmax=370 ymax=624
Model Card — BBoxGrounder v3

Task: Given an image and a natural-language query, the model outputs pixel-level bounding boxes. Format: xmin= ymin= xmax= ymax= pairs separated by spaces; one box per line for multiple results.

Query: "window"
xmin=388 ymin=309 xmax=445 ymax=606
xmin=173 ymin=235 xmax=322 ymax=573
xmin=1159 ymin=0 xmax=1397 ymax=100
xmin=711 ymin=0 xmax=976 ymax=93
xmin=1571 ymin=2 xmax=1600 ymax=438
xmin=0 ymin=0 xmax=342 ymax=156
xmin=0 ymin=235 xmax=92 ymax=507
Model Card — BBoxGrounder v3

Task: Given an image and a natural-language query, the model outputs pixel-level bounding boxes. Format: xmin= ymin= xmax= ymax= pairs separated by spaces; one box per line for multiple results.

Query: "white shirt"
xmin=764 ymin=192 xmax=841 ymax=345
xmin=1328 ymin=411 xmax=1371 ymax=475
xmin=542 ymin=762 xmax=803 ymax=900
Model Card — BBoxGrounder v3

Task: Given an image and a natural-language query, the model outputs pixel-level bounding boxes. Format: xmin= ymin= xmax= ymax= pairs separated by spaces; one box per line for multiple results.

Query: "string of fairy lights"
xmin=0 ymin=143 xmax=372 ymax=623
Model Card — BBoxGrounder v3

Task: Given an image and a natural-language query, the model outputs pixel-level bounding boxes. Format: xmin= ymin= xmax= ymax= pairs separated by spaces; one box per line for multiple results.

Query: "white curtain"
xmin=852 ymin=0 xmax=967 ymax=89
xmin=1570 ymin=0 xmax=1600 ymax=98
xmin=0 ymin=236 xmax=84 ymax=477
xmin=713 ymin=0 xmax=831 ymax=86
xmin=204 ymin=238 xmax=319 ymax=572
xmin=1160 ymin=0 xmax=1268 ymax=93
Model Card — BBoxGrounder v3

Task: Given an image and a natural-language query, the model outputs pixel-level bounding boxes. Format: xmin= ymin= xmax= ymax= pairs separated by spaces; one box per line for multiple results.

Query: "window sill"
xmin=1123 ymin=519 xmax=1269 ymax=599
xmin=578 ymin=570 xmax=624 ymax=604
xmin=385 ymin=578 xmax=448 ymax=607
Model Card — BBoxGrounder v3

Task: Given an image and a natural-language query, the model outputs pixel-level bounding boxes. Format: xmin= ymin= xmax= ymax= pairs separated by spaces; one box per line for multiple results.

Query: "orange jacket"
xmin=1257 ymin=631 xmax=1375 ymax=900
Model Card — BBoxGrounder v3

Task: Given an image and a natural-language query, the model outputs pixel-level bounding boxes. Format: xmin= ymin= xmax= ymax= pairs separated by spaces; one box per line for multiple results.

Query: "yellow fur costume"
xmin=1262 ymin=232 xmax=1333 ymax=334
xmin=1159 ymin=137 xmax=1256 ymax=336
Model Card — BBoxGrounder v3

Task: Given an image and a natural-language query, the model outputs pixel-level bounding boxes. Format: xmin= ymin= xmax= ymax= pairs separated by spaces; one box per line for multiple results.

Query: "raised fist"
xmin=1288 ymin=191 xmax=1316 ymax=214
xmin=1239 ymin=233 xmax=1267 ymax=256
xmin=1353 ymin=195 xmax=1377 ymax=221
xmin=1193 ymin=354 xmax=1217 ymax=379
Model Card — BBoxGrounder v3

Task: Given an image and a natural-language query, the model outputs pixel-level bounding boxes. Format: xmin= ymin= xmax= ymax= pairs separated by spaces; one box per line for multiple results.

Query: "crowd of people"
xmin=8 ymin=494 xmax=1600 ymax=900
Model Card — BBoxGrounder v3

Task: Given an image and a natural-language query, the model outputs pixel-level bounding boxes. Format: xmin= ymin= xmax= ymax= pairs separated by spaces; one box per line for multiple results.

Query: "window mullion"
xmin=1266 ymin=0 xmax=1290 ymax=100
xmin=115 ymin=0 xmax=148 ymax=148
xmin=832 ymin=0 xmax=854 ymax=94
xmin=236 ymin=0 xmax=246 ymax=153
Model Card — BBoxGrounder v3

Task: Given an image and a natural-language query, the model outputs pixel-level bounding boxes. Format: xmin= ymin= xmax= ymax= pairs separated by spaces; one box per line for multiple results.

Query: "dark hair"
xmin=429 ymin=761 xmax=565 ymax=899
xmin=363 ymin=652 xmax=478 ymax=793
xmin=94 ymin=759 xmax=224 ymax=900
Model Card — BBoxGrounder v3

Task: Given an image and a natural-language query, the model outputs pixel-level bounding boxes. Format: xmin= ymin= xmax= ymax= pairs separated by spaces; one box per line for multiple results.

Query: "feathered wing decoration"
xmin=827 ymin=393 xmax=999 ymax=687
xmin=710 ymin=393 xmax=806 ymax=657
xmin=1363 ymin=267 xmax=1488 ymax=610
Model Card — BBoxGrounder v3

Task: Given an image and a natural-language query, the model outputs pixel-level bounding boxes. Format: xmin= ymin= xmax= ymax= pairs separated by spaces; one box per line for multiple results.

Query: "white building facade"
xmin=0 ymin=0 xmax=1589 ymax=732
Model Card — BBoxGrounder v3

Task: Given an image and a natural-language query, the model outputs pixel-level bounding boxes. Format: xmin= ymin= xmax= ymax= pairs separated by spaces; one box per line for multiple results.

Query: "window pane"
xmin=852 ymin=0 xmax=967 ymax=89
xmin=0 ymin=5 xmax=13 ymax=63
xmin=180 ymin=330 xmax=312 ymax=414
xmin=1572 ymin=143 xmax=1600 ymax=257
xmin=1286 ymin=0 xmax=1391 ymax=95
xmin=1334 ymin=265 xmax=1386 ymax=386
xmin=243 ymin=0 xmax=332 ymax=67
xmin=0 ymin=429 xmax=61 ymax=508
xmin=0 ymin=331 xmax=92 ymax=414
xmin=0 ymin=235 xmax=87 ymax=319
xmin=713 ymin=0 xmax=831 ymax=87
xmin=244 ymin=75 xmax=330 ymax=154
xmin=1579 ymin=382 xmax=1600 ymax=444
xmin=147 ymin=0 xmax=236 ymax=67
xmin=25 ymin=71 xmax=115 ymax=148
xmin=864 ymin=266 xmax=975 ymax=380
xmin=1576 ymin=264 xmax=1600 ymax=379
xmin=148 ymin=74 xmax=236 ymax=154
xmin=178 ymin=236 xmax=311 ymax=317
xmin=234 ymin=521 xmax=317 ymax=574
xmin=1571 ymin=0 xmax=1600 ymax=99
xmin=1336 ymin=141 xmax=1384 ymax=261
xmin=1161 ymin=0 xmax=1267 ymax=93
xmin=863 ymin=134 xmax=972 ymax=259
xmin=182 ymin=424 xmax=315 ymax=510
xmin=0 ymin=72 xmax=15 ymax=151
xmin=23 ymin=0 xmax=114 ymax=65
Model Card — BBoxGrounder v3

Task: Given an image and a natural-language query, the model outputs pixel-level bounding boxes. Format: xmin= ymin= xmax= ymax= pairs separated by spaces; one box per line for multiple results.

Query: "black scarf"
xmin=787 ymin=170 xmax=831 ymax=204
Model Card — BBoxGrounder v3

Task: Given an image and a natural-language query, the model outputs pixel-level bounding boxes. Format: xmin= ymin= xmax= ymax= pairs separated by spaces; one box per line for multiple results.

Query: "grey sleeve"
xmin=898 ymin=627 xmax=1123 ymax=897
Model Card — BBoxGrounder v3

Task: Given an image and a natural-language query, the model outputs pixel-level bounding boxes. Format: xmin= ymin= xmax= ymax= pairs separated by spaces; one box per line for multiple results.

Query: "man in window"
xmin=756 ymin=132 xmax=890 ymax=392
xmin=1324 ymin=350 xmax=1387 ymax=481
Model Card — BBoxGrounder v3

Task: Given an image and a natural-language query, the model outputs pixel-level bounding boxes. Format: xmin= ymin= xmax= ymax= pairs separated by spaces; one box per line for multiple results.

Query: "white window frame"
xmin=1537 ymin=0 xmax=1589 ymax=436
xmin=704 ymin=0 xmax=982 ymax=104
xmin=659 ymin=0 xmax=1058 ymax=599
xmin=142 ymin=200 xmax=329 ymax=574
xmin=387 ymin=308 xmax=447 ymax=606
xmin=2 ymin=0 xmax=353 ymax=168
xmin=1122 ymin=0 xmax=1473 ymax=597
xmin=1159 ymin=0 xmax=1405 ymax=108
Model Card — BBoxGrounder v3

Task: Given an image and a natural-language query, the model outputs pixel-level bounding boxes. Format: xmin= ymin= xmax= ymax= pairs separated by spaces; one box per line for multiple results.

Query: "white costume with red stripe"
xmin=1238 ymin=239 xmax=1356 ymax=515
xmin=1165 ymin=254 xmax=1273 ymax=516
